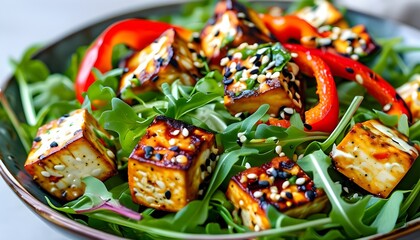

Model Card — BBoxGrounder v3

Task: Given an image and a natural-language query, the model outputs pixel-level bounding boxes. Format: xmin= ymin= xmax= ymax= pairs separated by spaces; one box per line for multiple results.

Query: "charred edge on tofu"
xmin=231 ymin=156 xmax=324 ymax=212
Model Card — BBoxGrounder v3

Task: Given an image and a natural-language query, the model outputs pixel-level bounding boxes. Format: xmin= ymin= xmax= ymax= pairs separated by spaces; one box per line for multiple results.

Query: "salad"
xmin=1 ymin=0 xmax=419 ymax=239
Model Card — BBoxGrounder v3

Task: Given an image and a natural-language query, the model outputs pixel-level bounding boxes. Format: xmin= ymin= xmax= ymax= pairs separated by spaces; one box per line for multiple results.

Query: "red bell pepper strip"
xmin=75 ymin=19 xmax=191 ymax=103
xmin=284 ymin=43 xmax=413 ymax=122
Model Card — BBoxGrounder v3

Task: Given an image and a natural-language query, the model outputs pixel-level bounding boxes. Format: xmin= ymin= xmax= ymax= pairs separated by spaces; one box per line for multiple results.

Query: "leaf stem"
xmin=15 ymin=69 xmax=37 ymax=125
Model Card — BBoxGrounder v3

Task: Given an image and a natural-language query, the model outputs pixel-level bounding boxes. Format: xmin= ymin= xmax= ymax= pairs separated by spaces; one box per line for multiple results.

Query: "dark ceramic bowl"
xmin=0 ymin=1 xmax=419 ymax=239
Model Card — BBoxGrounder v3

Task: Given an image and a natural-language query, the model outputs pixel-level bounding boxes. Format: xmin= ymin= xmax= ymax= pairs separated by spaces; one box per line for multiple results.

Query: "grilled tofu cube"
xmin=226 ymin=156 xmax=327 ymax=231
xmin=222 ymin=42 xmax=304 ymax=117
xmin=397 ymin=75 xmax=420 ymax=121
xmin=24 ymin=109 xmax=117 ymax=201
xmin=200 ymin=0 xmax=274 ymax=68
xmin=119 ymin=28 xmax=203 ymax=101
xmin=128 ymin=116 xmax=217 ymax=212
xmin=294 ymin=0 xmax=348 ymax=28
xmin=331 ymin=119 xmax=419 ymax=198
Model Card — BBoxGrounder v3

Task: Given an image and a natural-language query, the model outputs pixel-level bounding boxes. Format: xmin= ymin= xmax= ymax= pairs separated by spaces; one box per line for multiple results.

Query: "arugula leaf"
xmin=371 ymin=191 xmax=404 ymax=234
xmin=100 ymin=98 xmax=154 ymax=154
xmin=298 ymin=150 xmax=376 ymax=238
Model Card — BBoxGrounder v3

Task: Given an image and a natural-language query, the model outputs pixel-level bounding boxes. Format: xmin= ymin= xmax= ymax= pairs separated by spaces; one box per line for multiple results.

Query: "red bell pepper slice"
xmin=75 ymin=19 xmax=191 ymax=103
xmin=265 ymin=47 xmax=339 ymax=132
xmin=284 ymin=43 xmax=412 ymax=122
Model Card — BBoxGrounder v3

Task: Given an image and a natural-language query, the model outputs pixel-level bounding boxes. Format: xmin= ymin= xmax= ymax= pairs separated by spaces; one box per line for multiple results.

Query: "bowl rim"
xmin=0 ymin=0 xmax=419 ymax=239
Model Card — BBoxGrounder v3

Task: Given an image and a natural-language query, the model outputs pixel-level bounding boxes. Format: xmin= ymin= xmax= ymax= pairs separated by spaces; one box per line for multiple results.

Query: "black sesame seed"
xmin=34 ymin=136 xmax=42 ymax=142
xmin=144 ymin=146 xmax=154 ymax=159
xmin=155 ymin=153 xmax=162 ymax=161
xmin=305 ymin=190 xmax=316 ymax=201
xmin=345 ymin=67 xmax=354 ymax=74
xmin=200 ymin=164 xmax=206 ymax=171
xmin=277 ymin=171 xmax=290 ymax=179
xmin=268 ymin=169 xmax=278 ymax=178
xmin=285 ymin=191 xmax=293 ymax=199
xmin=50 ymin=141 xmax=58 ymax=148
xmin=236 ymin=138 xmax=243 ymax=146
xmin=255 ymin=61 xmax=261 ymax=67
xmin=278 ymin=197 xmax=286 ymax=202
xmin=304 ymin=123 xmax=312 ymax=130
xmin=298 ymin=185 xmax=306 ymax=192
xmin=214 ymin=30 xmax=220 ymax=37
xmin=280 ymin=161 xmax=294 ymax=169
xmin=224 ymin=70 xmax=232 ymax=78
xmin=210 ymin=153 xmax=217 ymax=161
xmin=236 ymin=64 xmax=245 ymax=71
xmin=223 ymin=78 xmax=234 ymax=85
xmin=169 ymin=146 xmax=179 ymax=151
xmin=165 ymin=190 xmax=172 ymax=199
xmin=206 ymin=158 xmax=211 ymax=166
xmin=169 ymin=58 xmax=179 ymax=68
xmin=63 ymin=113 xmax=70 ymax=118
xmin=258 ymin=180 xmax=270 ymax=188
xmin=151 ymin=75 xmax=160 ymax=82
xmin=250 ymin=69 xmax=259 ymax=75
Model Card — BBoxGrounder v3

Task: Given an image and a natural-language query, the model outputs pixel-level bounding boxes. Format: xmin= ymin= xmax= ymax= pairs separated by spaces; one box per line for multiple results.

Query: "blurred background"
xmin=0 ymin=0 xmax=418 ymax=239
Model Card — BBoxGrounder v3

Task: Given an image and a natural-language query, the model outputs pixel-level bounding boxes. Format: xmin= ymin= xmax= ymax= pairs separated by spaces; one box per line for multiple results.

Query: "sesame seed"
xmin=239 ymin=200 xmax=244 ymax=206
xmin=343 ymin=186 xmax=349 ymax=193
xmin=106 ymin=150 xmax=115 ymax=159
xmin=170 ymin=129 xmax=180 ymax=136
xmin=171 ymin=157 xmax=176 ymax=163
xmin=285 ymin=191 xmax=293 ymax=199
xmin=354 ymin=47 xmax=364 ymax=55
xmin=41 ymin=171 xmax=51 ymax=177
xmin=220 ymin=57 xmax=229 ymax=66
xmin=146 ymin=196 xmax=155 ymax=203
xmin=355 ymin=74 xmax=364 ymax=84
xmin=91 ymin=168 xmax=102 ymax=176
xmin=75 ymin=157 xmax=82 ymax=161
xmin=176 ymin=155 xmax=188 ymax=164
xmin=346 ymin=46 xmax=353 ymax=54
xmin=54 ymin=165 xmax=66 ymax=171
xmin=249 ymin=56 xmax=257 ymax=63
xmin=284 ymin=107 xmax=294 ymax=115
xmin=305 ymin=190 xmax=316 ymax=201
xmin=207 ymin=166 xmax=212 ymax=173
xmin=351 ymin=54 xmax=359 ymax=61
xmin=253 ymin=191 xmax=263 ymax=198
xmin=383 ymin=103 xmax=392 ymax=112
xmin=296 ymin=177 xmax=306 ymax=185
xmin=169 ymin=138 xmax=177 ymax=145
xmin=233 ymin=52 xmax=243 ymax=59
xmin=270 ymin=186 xmax=278 ymax=193
xmin=50 ymin=141 xmax=58 ymax=148
xmin=34 ymin=136 xmax=42 ymax=142
xmin=237 ymin=12 xmax=246 ymax=19
xmin=291 ymin=52 xmax=298 ymax=58
xmin=182 ymin=128 xmax=189 ymax=137
xmin=165 ymin=190 xmax=172 ymax=199
xmin=317 ymin=38 xmax=332 ymax=46
xmin=239 ymin=135 xmax=247 ymax=143
xmin=345 ymin=67 xmax=355 ymax=74
xmin=250 ymin=68 xmax=259 ymax=75
xmin=247 ymin=173 xmax=258 ymax=180
xmin=254 ymin=225 xmax=261 ymax=232
xmin=245 ymin=162 xmax=251 ymax=169
xmin=240 ymin=175 xmax=247 ymax=183
xmin=271 ymin=72 xmax=280 ymax=79
xmin=298 ymin=154 xmax=304 ymax=160
xmin=282 ymin=181 xmax=290 ymax=189
xmin=258 ymin=180 xmax=270 ymax=188
xmin=156 ymin=180 xmax=166 ymax=189
xmin=275 ymin=145 xmax=282 ymax=155
xmin=261 ymin=55 xmax=270 ymax=65
xmin=198 ymin=189 xmax=204 ymax=195
xmin=257 ymin=74 xmax=266 ymax=83
xmin=234 ymin=112 xmax=243 ymax=118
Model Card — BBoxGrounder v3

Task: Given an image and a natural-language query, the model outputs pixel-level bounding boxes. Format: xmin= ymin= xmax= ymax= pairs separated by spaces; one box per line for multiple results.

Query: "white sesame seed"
xmin=239 ymin=200 xmax=244 ymax=206
xmin=351 ymin=54 xmax=359 ymax=61
xmin=298 ymin=154 xmax=304 ymax=160
xmin=146 ymin=196 xmax=155 ymax=203
xmin=249 ymin=56 xmax=257 ymax=63
xmin=266 ymin=167 xmax=275 ymax=175
xmin=355 ymin=74 xmax=364 ymax=84
xmin=234 ymin=112 xmax=243 ymax=118
xmin=220 ymin=57 xmax=229 ymax=66
xmin=169 ymin=138 xmax=177 ymax=145
xmin=182 ymin=128 xmax=189 ymax=137
xmin=279 ymin=152 xmax=286 ymax=157
xmin=317 ymin=38 xmax=332 ymax=46
xmin=170 ymin=129 xmax=180 ymax=136
xmin=237 ymin=12 xmax=246 ymax=19
xmin=207 ymin=166 xmax=212 ymax=173
xmin=296 ymin=177 xmax=306 ymax=185
xmin=280 ymin=112 xmax=286 ymax=119
xmin=353 ymin=193 xmax=359 ymax=198
xmin=230 ymin=62 xmax=237 ymax=71
xmin=291 ymin=52 xmax=298 ymax=58
xmin=237 ymin=42 xmax=249 ymax=50
xmin=257 ymin=74 xmax=266 ymax=83
xmin=240 ymin=175 xmax=247 ymax=183
xmin=41 ymin=171 xmax=51 ymax=177
xmin=171 ymin=157 xmax=176 ymax=163
xmin=176 ymin=155 xmax=188 ymax=164
xmin=253 ymin=191 xmax=263 ymax=198
xmin=254 ymin=225 xmax=261 ymax=232
xmin=54 ymin=165 xmax=66 ymax=171
xmin=107 ymin=149 xmax=115 ymax=159
xmin=247 ymin=173 xmax=258 ymax=180
xmin=284 ymin=107 xmax=294 ymax=115
xmin=343 ymin=186 xmax=349 ymax=193
xmin=282 ymin=180 xmax=290 ymax=189
xmin=91 ymin=168 xmax=102 ymax=176
xmin=346 ymin=46 xmax=353 ymax=54
xmin=271 ymin=72 xmax=280 ymax=79
xmin=201 ymin=172 xmax=206 ymax=180
xmin=265 ymin=71 xmax=272 ymax=78
xmin=250 ymin=74 xmax=258 ymax=80
xmin=50 ymin=187 xmax=58 ymax=192
xmin=354 ymin=47 xmax=364 ymax=55
xmin=198 ymin=189 xmax=204 ymax=195
xmin=261 ymin=55 xmax=270 ymax=65
xmin=274 ymin=194 xmax=281 ymax=201
xmin=245 ymin=162 xmax=251 ymax=169
xmin=75 ymin=157 xmax=82 ymax=161
xmin=270 ymin=186 xmax=278 ymax=193
xmin=156 ymin=180 xmax=166 ymax=189
xmin=383 ymin=103 xmax=392 ymax=112
xmin=275 ymin=145 xmax=282 ymax=154
xmin=239 ymin=135 xmax=247 ymax=143
xmin=233 ymin=52 xmax=243 ymax=59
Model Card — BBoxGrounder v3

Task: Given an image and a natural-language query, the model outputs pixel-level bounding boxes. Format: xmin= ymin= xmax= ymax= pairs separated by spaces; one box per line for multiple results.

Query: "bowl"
xmin=0 ymin=1 xmax=419 ymax=239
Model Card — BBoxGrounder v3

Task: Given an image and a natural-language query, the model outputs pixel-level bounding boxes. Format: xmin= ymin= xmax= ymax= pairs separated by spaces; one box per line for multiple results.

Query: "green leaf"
xmin=397 ymin=114 xmax=409 ymax=137
xmin=298 ymin=150 xmax=376 ymax=238
xmin=371 ymin=191 xmax=404 ymax=234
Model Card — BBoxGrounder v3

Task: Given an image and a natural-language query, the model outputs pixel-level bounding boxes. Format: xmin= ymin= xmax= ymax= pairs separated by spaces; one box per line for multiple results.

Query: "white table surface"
xmin=0 ymin=0 xmax=418 ymax=239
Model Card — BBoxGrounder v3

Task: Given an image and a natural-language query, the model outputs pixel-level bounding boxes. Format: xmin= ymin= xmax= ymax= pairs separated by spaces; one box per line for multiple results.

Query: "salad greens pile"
xmin=2 ymin=0 xmax=419 ymax=239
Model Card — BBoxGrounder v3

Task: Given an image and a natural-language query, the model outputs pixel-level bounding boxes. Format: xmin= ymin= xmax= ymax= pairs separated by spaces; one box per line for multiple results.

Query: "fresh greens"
xmin=3 ymin=0 xmax=419 ymax=239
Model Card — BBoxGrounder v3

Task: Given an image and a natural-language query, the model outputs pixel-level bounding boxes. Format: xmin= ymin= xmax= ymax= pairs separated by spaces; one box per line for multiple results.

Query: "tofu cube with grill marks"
xmin=294 ymin=0 xmax=347 ymax=28
xmin=24 ymin=109 xmax=117 ymax=201
xmin=331 ymin=119 xmax=419 ymax=198
xmin=128 ymin=116 xmax=217 ymax=212
xmin=226 ymin=156 xmax=328 ymax=231
xmin=222 ymin=42 xmax=304 ymax=117
xmin=200 ymin=0 xmax=274 ymax=68
xmin=120 ymin=28 xmax=203 ymax=101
